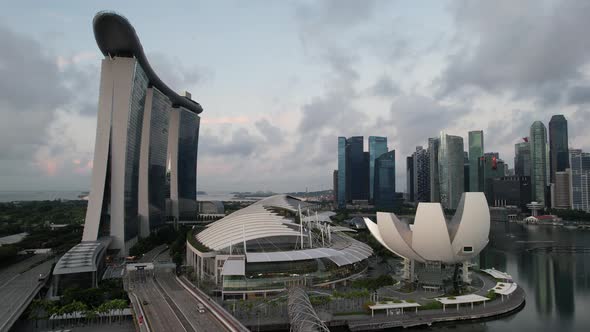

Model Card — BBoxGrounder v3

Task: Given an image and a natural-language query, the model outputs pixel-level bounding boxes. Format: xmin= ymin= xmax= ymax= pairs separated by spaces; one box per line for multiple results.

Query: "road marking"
xmin=152 ymin=278 xmax=190 ymax=332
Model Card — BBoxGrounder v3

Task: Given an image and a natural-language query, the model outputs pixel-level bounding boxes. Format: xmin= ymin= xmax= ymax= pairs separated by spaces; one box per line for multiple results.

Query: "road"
xmin=129 ymin=248 xmax=232 ymax=332
xmin=131 ymin=275 xmax=189 ymax=332
xmin=0 ymin=257 xmax=54 ymax=332
xmin=156 ymin=271 xmax=226 ymax=332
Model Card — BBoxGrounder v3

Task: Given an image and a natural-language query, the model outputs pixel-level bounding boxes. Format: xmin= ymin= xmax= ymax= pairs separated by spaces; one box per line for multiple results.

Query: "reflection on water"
xmin=407 ymin=222 xmax=590 ymax=332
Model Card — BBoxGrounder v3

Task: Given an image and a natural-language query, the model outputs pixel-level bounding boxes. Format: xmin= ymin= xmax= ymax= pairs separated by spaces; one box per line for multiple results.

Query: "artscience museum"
xmin=365 ymin=192 xmax=491 ymax=290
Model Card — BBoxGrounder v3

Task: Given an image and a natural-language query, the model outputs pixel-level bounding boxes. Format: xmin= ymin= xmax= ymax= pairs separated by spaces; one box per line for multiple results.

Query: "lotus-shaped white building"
xmin=365 ymin=192 xmax=490 ymax=284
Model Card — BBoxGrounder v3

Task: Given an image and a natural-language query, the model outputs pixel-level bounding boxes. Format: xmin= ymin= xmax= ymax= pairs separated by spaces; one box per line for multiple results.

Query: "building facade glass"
xmin=530 ymin=121 xmax=548 ymax=205
xmin=428 ymin=137 xmax=440 ymax=202
xmin=346 ymin=136 xmax=366 ymax=201
xmin=406 ymin=156 xmax=414 ymax=202
xmin=549 ymin=115 xmax=569 ymax=184
xmin=438 ymin=133 xmax=464 ymax=210
xmin=413 ymin=146 xmax=430 ymax=202
xmin=337 ymin=137 xmax=347 ymax=208
xmin=369 ymin=136 xmax=388 ymax=201
xmin=374 ymin=150 xmax=396 ymax=210
xmin=489 ymin=176 xmax=531 ymax=208
xmin=468 ymin=130 xmax=484 ymax=192
xmin=147 ymin=88 xmax=170 ymax=230
xmin=177 ymin=109 xmax=200 ymax=219
xmin=569 ymin=149 xmax=590 ymax=212
xmin=123 ymin=63 xmax=149 ymax=242
xmin=515 ymin=141 xmax=531 ymax=177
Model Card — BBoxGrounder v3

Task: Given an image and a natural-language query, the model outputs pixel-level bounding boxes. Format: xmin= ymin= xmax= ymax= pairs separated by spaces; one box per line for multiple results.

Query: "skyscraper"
xmin=374 ymin=150 xmax=396 ymax=210
xmin=464 ymin=151 xmax=470 ymax=192
xmin=347 ymin=136 xmax=366 ymax=201
xmin=138 ymin=87 xmax=171 ymax=237
xmin=428 ymin=137 xmax=440 ymax=202
xmin=83 ymin=12 xmax=203 ymax=255
xmin=438 ymin=132 xmax=464 ymax=210
xmin=480 ymin=153 xmax=507 ymax=202
xmin=515 ymin=139 xmax=531 ymax=176
xmin=406 ymin=156 xmax=415 ymax=202
xmin=333 ymin=170 xmax=338 ymax=206
xmin=549 ymin=115 xmax=569 ymax=184
xmin=337 ymin=137 xmax=347 ymax=208
xmin=468 ymin=130 xmax=484 ymax=192
xmin=552 ymin=170 xmax=571 ymax=209
xmin=168 ymin=106 xmax=200 ymax=220
xmin=569 ymin=149 xmax=590 ymax=212
xmin=369 ymin=136 xmax=388 ymax=201
xmin=413 ymin=146 xmax=430 ymax=202
xmin=530 ymin=121 xmax=548 ymax=206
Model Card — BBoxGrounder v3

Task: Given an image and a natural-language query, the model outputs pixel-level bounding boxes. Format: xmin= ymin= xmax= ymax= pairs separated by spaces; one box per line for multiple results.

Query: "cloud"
xmin=255 ymin=119 xmax=284 ymax=144
xmin=567 ymin=86 xmax=590 ymax=105
xmin=199 ymin=128 xmax=263 ymax=158
xmin=148 ymin=53 xmax=210 ymax=92
xmin=439 ymin=0 xmax=590 ymax=105
xmin=369 ymin=75 xmax=400 ymax=98
xmin=0 ymin=23 xmax=100 ymax=190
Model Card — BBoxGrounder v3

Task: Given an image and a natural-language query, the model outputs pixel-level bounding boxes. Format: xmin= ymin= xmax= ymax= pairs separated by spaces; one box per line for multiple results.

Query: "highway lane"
xmin=131 ymin=276 xmax=189 ymax=332
xmin=0 ymin=259 xmax=53 ymax=332
xmin=156 ymin=271 xmax=227 ymax=332
xmin=0 ymin=254 xmax=48 ymax=287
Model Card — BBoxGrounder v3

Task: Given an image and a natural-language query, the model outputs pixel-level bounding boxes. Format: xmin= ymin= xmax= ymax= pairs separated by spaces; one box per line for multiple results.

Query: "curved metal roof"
xmin=194 ymin=195 xmax=373 ymax=266
xmin=93 ymin=11 xmax=203 ymax=114
xmin=197 ymin=195 xmax=312 ymax=251
xmin=54 ymin=237 xmax=112 ymax=275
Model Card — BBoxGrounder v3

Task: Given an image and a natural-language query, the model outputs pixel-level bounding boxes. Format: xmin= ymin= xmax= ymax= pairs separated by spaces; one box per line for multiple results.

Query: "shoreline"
xmin=243 ymin=283 xmax=526 ymax=331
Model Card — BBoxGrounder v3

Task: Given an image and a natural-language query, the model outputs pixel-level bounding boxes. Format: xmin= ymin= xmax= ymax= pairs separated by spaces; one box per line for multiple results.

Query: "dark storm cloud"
xmin=567 ymin=86 xmax=590 ymax=105
xmin=439 ymin=0 xmax=590 ymax=104
xmin=369 ymin=76 xmax=400 ymax=98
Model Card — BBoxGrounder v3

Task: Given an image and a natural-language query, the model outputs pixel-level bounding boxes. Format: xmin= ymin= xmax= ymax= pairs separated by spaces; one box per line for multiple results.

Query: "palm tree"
xmin=85 ymin=308 xmax=98 ymax=326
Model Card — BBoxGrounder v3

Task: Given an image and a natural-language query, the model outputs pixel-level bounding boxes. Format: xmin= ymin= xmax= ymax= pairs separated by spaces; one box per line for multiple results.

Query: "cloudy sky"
xmin=2 ymin=0 xmax=590 ymax=193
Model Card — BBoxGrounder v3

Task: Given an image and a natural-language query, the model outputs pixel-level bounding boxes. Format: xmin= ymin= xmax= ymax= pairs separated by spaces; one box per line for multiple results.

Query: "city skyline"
xmin=3 ymin=1 xmax=590 ymax=193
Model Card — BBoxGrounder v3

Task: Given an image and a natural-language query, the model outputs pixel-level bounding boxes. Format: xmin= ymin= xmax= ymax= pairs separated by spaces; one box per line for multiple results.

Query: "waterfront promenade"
xmin=345 ymin=286 xmax=525 ymax=331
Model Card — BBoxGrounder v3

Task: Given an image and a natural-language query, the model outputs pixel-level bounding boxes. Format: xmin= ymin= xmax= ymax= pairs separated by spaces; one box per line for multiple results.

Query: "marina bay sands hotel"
xmin=81 ymin=12 xmax=202 ymax=255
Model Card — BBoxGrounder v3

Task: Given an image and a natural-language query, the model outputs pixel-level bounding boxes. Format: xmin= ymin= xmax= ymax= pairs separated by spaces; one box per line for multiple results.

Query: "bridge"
xmin=0 ymin=257 xmax=54 ymax=332
xmin=287 ymin=286 xmax=330 ymax=332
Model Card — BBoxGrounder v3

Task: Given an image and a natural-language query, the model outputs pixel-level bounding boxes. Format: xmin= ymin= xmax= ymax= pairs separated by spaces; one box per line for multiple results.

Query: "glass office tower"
xmin=515 ymin=140 xmax=531 ymax=176
xmin=530 ymin=121 xmax=548 ymax=205
xmin=170 ymin=108 xmax=200 ymax=220
xmin=138 ymin=87 xmax=171 ymax=237
xmin=374 ymin=150 xmax=396 ymax=210
xmin=569 ymin=149 xmax=590 ymax=212
xmin=438 ymin=132 xmax=464 ymax=210
xmin=406 ymin=156 xmax=414 ymax=202
xmin=428 ymin=137 xmax=441 ymax=202
xmin=549 ymin=115 xmax=569 ymax=184
xmin=369 ymin=136 xmax=388 ymax=201
xmin=468 ymin=130 xmax=484 ymax=192
xmin=337 ymin=137 xmax=347 ymax=208
xmin=347 ymin=136 xmax=365 ymax=201
xmin=413 ymin=146 xmax=430 ymax=202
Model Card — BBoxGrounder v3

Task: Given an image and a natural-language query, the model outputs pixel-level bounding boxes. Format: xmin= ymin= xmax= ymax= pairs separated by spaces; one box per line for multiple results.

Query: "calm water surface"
xmin=411 ymin=221 xmax=590 ymax=332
